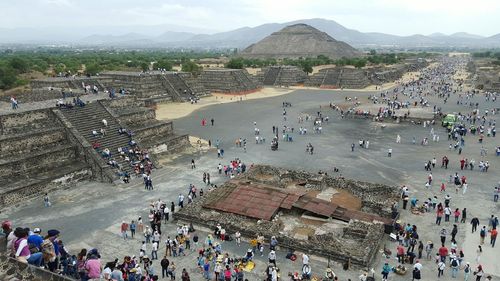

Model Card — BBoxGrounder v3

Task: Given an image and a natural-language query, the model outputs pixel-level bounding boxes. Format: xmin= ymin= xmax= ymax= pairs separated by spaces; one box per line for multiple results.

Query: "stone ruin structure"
xmin=469 ymin=60 xmax=500 ymax=92
xmin=305 ymin=59 xmax=428 ymax=89
xmin=256 ymin=66 xmax=307 ymax=86
xmin=240 ymin=24 xmax=362 ymax=59
xmin=27 ymin=71 xmax=209 ymax=104
xmin=197 ymin=69 xmax=260 ymax=94
xmin=0 ymin=96 xmax=189 ymax=208
xmin=174 ymin=165 xmax=399 ymax=267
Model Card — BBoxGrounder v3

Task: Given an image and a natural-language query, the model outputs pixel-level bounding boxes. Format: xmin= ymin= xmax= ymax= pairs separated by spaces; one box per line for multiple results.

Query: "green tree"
xmin=85 ymin=63 xmax=101 ymax=76
xmin=353 ymin=59 xmax=367 ymax=68
xmin=154 ymin=60 xmax=173 ymax=71
xmin=140 ymin=62 xmax=150 ymax=72
xmin=9 ymin=57 xmax=30 ymax=73
xmin=0 ymin=64 xmax=17 ymax=89
xmin=181 ymin=61 xmax=202 ymax=75
xmin=226 ymin=58 xmax=244 ymax=69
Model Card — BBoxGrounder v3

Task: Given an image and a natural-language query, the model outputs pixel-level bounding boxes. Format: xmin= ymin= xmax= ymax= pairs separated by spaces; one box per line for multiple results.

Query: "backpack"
xmin=480 ymin=229 xmax=486 ymax=237
xmin=465 ymin=266 xmax=470 ymax=273
xmin=451 ymin=259 xmax=458 ymax=267
xmin=41 ymin=239 xmax=56 ymax=262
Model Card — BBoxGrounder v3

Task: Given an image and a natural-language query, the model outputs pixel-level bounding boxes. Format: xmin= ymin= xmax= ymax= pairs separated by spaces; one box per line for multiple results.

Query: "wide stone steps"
xmin=60 ymin=102 xmax=136 ymax=174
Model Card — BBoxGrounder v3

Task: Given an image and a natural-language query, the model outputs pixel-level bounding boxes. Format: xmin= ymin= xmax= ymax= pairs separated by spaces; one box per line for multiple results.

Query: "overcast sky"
xmin=1 ymin=0 xmax=499 ymax=36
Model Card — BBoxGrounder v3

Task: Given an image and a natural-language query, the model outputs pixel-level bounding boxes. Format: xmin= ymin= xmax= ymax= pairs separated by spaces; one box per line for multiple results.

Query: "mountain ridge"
xmin=1 ymin=18 xmax=499 ymax=48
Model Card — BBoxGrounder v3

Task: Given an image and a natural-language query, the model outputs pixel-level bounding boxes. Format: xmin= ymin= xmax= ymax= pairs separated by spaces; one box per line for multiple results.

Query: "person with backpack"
xmin=474 ymin=264 xmax=484 ymax=280
xmin=464 ymin=262 xmax=471 ymax=281
xmin=181 ymin=268 xmax=190 ymax=281
xmin=381 ymin=262 xmax=391 ymax=281
xmin=437 ymin=260 xmax=446 ymax=277
xmin=412 ymin=267 xmax=421 ymax=280
xmin=479 ymin=226 xmax=487 ymax=245
xmin=451 ymin=257 xmax=460 ymax=278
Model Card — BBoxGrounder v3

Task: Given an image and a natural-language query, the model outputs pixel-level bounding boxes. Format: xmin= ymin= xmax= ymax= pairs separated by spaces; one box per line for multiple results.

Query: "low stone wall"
xmin=0 ymin=109 xmax=60 ymax=135
xmin=174 ymin=196 xmax=385 ymax=266
xmin=117 ymin=108 xmax=156 ymax=127
xmin=0 ymin=166 xmax=89 ymax=208
xmin=147 ymin=134 xmax=190 ymax=155
xmin=101 ymin=96 xmax=146 ymax=108
xmin=0 ymin=145 xmax=77 ymax=178
xmin=133 ymin=121 xmax=174 ymax=143
xmin=0 ymin=128 xmax=67 ymax=157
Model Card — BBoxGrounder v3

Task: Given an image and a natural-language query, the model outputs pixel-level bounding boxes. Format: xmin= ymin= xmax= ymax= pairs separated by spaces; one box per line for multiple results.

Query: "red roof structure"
xmin=203 ymin=180 xmax=391 ymax=224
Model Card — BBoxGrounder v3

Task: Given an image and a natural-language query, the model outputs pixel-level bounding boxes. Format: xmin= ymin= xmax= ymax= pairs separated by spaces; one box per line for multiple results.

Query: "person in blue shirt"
xmin=27 ymin=228 xmax=44 ymax=251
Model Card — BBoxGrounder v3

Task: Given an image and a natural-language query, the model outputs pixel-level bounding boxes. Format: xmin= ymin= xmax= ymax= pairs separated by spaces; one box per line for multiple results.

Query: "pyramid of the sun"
xmin=240 ymin=23 xmax=362 ymax=59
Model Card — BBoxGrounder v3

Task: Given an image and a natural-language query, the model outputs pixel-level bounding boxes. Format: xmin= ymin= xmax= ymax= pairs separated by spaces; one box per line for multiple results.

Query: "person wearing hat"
xmin=425 ymin=241 xmax=434 ymax=259
xmin=45 ymin=229 xmax=60 ymax=272
xmin=324 ymin=267 xmax=336 ymax=280
xmin=27 ymin=228 xmax=43 ymax=253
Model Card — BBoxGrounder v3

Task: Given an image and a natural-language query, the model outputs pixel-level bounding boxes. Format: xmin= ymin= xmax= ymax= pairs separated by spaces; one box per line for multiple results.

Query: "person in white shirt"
xmin=302 ymin=253 xmax=309 ymax=265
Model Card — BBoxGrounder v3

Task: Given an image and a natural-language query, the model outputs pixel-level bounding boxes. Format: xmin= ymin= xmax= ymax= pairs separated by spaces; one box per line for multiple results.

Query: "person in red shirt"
xmin=438 ymin=245 xmax=448 ymax=262
xmin=397 ymin=244 xmax=405 ymax=263
xmin=491 ymin=228 xmax=498 ymax=247
xmin=120 ymin=221 xmax=129 ymax=240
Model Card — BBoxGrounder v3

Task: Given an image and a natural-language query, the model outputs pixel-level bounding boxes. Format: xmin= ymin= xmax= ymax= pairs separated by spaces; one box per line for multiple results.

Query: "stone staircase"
xmin=164 ymin=74 xmax=192 ymax=100
xmin=338 ymin=68 xmax=371 ymax=89
xmin=304 ymin=71 xmax=326 ymax=87
xmin=274 ymin=66 xmax=307 ymax=86
xmin=159 ymin=75 xmax=183 ymax=102
xmin=263 ymin=67 xmax=280 ymax=85
xmin=322 ymin=69 xmax=341 ymax=88
xmin=180 ymin=75 xmax=210 ymax=97
xmin=60 ymin=102 xmax=135 ymax=175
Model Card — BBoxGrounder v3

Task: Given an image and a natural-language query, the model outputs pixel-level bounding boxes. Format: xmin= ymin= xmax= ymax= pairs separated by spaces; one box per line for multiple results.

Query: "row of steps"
xmin=263 ymin=67 xmax=280 ymax=85
xmin=164 ymin=74 xmax=193 ymax=100
xmin=60 ymin=102 xmax=137 ymax=175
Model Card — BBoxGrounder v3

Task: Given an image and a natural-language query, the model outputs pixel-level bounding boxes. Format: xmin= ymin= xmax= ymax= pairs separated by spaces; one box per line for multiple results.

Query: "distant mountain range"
xmin=1 ymin=18 xmax=499 ymax=49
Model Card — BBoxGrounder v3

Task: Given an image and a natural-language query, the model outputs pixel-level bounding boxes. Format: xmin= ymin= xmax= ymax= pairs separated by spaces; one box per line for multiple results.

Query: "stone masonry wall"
xmin=0 ymin=109 xmax=60 ymax=135
xmin=0 ymin=128 xmax=67 ymax=157
xmin=0 ymin=167 xmax=89 ymax=207
xmin=0 ymin=146 xmax=77 ymax=178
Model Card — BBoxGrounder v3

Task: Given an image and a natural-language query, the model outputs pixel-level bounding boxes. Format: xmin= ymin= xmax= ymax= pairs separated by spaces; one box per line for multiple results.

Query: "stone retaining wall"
xmin=0 ymin=128 xmax=67 ymax=157
xmin=0 ymin=145 xmax=77 ymax=178
xmin=0 ymin=109 xmax=60 ymax=135
xmin=0 ymin=166 xmax=89 ymax=207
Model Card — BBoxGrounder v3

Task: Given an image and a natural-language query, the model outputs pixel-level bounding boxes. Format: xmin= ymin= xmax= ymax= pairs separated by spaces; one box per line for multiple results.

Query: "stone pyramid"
xmin=240 ymin=23 xmax=362 ymax=59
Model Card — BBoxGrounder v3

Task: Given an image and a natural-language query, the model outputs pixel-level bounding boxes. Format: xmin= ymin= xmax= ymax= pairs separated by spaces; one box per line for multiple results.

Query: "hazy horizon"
xmin=1 ymin=0 xmax=499 ymax=37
